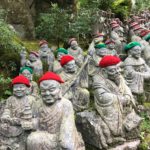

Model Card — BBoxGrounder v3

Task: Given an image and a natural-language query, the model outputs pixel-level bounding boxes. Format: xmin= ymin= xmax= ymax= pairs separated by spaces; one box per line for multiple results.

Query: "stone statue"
xmin=20 ymin=67 xmax=39 ymax=98
xmin=59 ymin=55 xmax=90 ymax=112
xmin=39 ymin=40 xmax=55 ymax=71
xmin=20 ymin=48 xmax=27 ymax=67
xmin=25 ymin=51 xmax=43 ymax=76
xmin=27 ymin=72 xmax=85 ymax=150
xmin=67 ymin=38 xmax=84 ymax=67
xmin=88 ymin=43 xmax=109 ymax=77
xmin=77 ymin=55 xmax=142 ymax=150
xmin=88 ymin=33 xmax=104 ymax=56
xmin=124 ymin=42 xmax=150 ymax=104
xmin=52 ymin=48 xmax=68 ymax=74
xmin=110 ymin=23 xmax=125 ymax=54
xmin=105 ymin=39 xmax=118 ymax=56
xmin=0 ymin=75 xmax=37 ymax=150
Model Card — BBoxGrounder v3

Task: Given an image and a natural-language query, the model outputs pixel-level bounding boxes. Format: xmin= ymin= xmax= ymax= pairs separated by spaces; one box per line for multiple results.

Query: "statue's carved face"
xmin=70 ymin=41 xmax=78 ymax=50
xmin=40 ymin=80 xmax=61 ymax=105
xmin=21 ymin=69 xmax=32 ymax=81
xmin=29 ymin=54 xmax=37 ymax=62
xmin=108 ymin=43 xmax=115 ymax=49
xmin=105 ymin=64 xmax=121 ymax=81
xmin=13 ymin=84 xmax=27 ymax=98
xmin=63 ymin=60 xmax=77 ymax=73
xmin=40 ymin=44 xmax=50 ymax=57
xmin=96 ymin=48 xmax=108 ymax=57
xmin=94 ymin=37 xmax=103 ymax=44
xmin=129 ymin=46 xmax=142 ymax=59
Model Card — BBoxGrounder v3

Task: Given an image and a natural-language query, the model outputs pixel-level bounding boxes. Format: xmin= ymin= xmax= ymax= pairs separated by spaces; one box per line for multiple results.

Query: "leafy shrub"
xmin=0 ymin=75 xmax=12 ymax=100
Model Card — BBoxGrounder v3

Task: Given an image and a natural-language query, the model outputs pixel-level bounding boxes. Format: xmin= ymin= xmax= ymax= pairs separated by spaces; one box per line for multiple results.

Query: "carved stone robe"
xmin=27 ymin=98 xmax=85 ymax=150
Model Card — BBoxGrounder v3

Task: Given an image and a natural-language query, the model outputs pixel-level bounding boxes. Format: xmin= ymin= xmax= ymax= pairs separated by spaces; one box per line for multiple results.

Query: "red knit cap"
xmin=30 ymin=51 xmax=39 ymax=57
xmin=112 ymin=24 xmax=120 ymax=29
xmin=93 ymin=32 xmax=104 ymax=38
xmin=99 ymin=55 xmax=121 ymax=68
xmin=110 ymin=20 xmax=117 ymax=25
xmin=130 ymin=22 xmax=139 ymax=28
xmin=68 ymin=38 xmax=76 ymax=45
xmin=105 ymin=39 xmax=115 ymax=45
xmin=39 ymin=40 xmax=48 ymax=47
xmin=39 ymin=72 xmax=64 ymax=83
xmin=60 ymin=55 xmax=74 ymax=66
xmin=133 ymin=25 xmax=142 ymax=31
xmin=140 ymin=30 xmax=150 ymax=37
xmin=12 ymin=75 xmax=30 ymax=87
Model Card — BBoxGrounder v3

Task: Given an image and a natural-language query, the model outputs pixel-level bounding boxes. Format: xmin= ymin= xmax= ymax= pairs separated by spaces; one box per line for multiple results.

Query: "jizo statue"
xmin=27 ymin=72 xmax=85 ymax=150
xmin=39 ymin=40 xmax=55 ymax=71
xmin=124 ymin=42 xmax=150 ymax=104
xmin=67 ymin=38 xmax=84 ymax=67
xmin=92 ymin=55 xmax=142 ymax=149
xmin=59 ymin=55 xmax=90 ymax=112
xmin=88 ymin=43 xmax=109 ymax=77
xmin=19 ymin=67 xmax=39 ymax=98
xmin=52 ymin=48 xmax=68 ymax=74
xmin=0 ymin=75 xmax=37 ymax=150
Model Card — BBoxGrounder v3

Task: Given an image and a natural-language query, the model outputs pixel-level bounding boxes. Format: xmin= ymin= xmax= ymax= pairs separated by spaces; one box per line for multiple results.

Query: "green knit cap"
xmin=95 ymin=43 xmax=106 ymax=49
xmin=144 ymin=34 xmax=150 ymax=41
xmin=20 ymin=67 xmax=33 ymax=74
xmin=124 ymin=42 xmax=141 ymax=51
xmin=57 ymin=48 xmax=68 ymax=54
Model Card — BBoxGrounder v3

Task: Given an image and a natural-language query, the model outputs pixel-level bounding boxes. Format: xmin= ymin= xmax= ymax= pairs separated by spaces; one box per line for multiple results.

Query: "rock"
xmin=76 ymin=110 xmax=141 ymax=150
xmin=76 ymin=110 xmax=107 ymax=149
xmin=108 ymin=140 xmax=140 ymax=150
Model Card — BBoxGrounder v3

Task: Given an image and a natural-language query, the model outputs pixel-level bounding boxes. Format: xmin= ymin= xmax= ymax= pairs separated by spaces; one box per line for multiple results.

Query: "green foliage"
xmin=0 ymin=19 xmax=23 ymax=77
xmin=0 ymin=75 xmax=12 ymax=100
xmin=36 ymin=4 xmax=96 ymax=46
xmin=139 ymin=112 xmax=150 ymax=150
xmin=111 ymin=0 xmax=131 ymax=19
xmin=134 ymin=0 xmax=150 ymax=12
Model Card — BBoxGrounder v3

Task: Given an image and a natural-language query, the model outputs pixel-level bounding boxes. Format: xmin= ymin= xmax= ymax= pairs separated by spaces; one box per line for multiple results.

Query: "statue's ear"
xmin=101 ymin=68 xmax=107 ymax=77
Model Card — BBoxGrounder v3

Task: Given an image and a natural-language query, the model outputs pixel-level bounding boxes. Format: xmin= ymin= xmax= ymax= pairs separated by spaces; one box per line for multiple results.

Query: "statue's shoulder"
xmin=61 ymin=97 xmax=73 ymax=109
xmin=124 ymin=57 xmax=145 ymax=66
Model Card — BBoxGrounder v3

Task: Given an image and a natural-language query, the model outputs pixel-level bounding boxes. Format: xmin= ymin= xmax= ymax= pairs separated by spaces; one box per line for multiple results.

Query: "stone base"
xmin=76 ymin=110 xmax=140 ymax=150
xmin=109 ymin=140 xmax=140 ymax=150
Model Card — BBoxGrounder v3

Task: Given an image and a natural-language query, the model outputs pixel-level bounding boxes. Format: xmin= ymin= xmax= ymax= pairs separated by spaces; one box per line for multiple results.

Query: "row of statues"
xmin=1 ymin=10 xmax=150 ymax=150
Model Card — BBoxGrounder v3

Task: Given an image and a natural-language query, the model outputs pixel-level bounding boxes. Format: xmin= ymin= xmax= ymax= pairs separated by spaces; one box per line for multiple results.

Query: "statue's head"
xmin=20 ymin=67 xmax=33 ymax=81
xmin=57 ymin=48 xmax=68 ymax=61
xmin=12 ymin=75 xmax=30 ymax=98
xmin=39 ymin=40 xmax=50 ymax=57
xmin=133 ymin=26 xmax=143 ymax=35
xmin=29 ymin=51 xmax=39 ymax=62
xmin=105 ymin=39 xmax=115 ymax=50
xmin=70 ymin=40 xmax=78 ymax=50
xmin=124 ymin=42 xmax=142 ymax=59
xmin=60 ymin=55 xmax=76 ymax=73
xmin=95 ymin=43 xmax=108 ymax=57
xmin=100 ymin=55 xmax=121 ymax=81
xmin=39 ymin=72 xmax=64 ymax=105
xmin=93 ymin=33 xmax=104 ymax=44
xmin=112 ymin=24 xmax=120 ymax=32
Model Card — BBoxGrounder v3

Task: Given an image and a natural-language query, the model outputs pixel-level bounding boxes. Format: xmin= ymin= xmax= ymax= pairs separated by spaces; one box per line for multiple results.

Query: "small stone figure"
xmin=52 ymin=48 xmax=68 ymax=74
xmin=77 ymin=56 xmax=142 ymax=150
xmin=88 ymin=33 xmax=104 ymax=56
xmin=88 ymin=43 xmax=108 ymax=76
xmin=27 ymin=72 xmax=85 ymax=150
xmin=124 ymin=42 xmax=150 ymax=103
xmin=105 ymin=39 xmax=118 ymax=56
xmin=0 ymin=75 xmax=37 ymax=150
xmin=25 ymin=51 xmax=43 ymax=76
xmin=39 ymin=40 xmax=55 ymax=71
xmin=20 ymin=67 xmax=39 ymax=98
xmin=67 ymin=38 xmax=84 ymax=67
xmin=59 ymin=55 xmax=90 ymax=112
